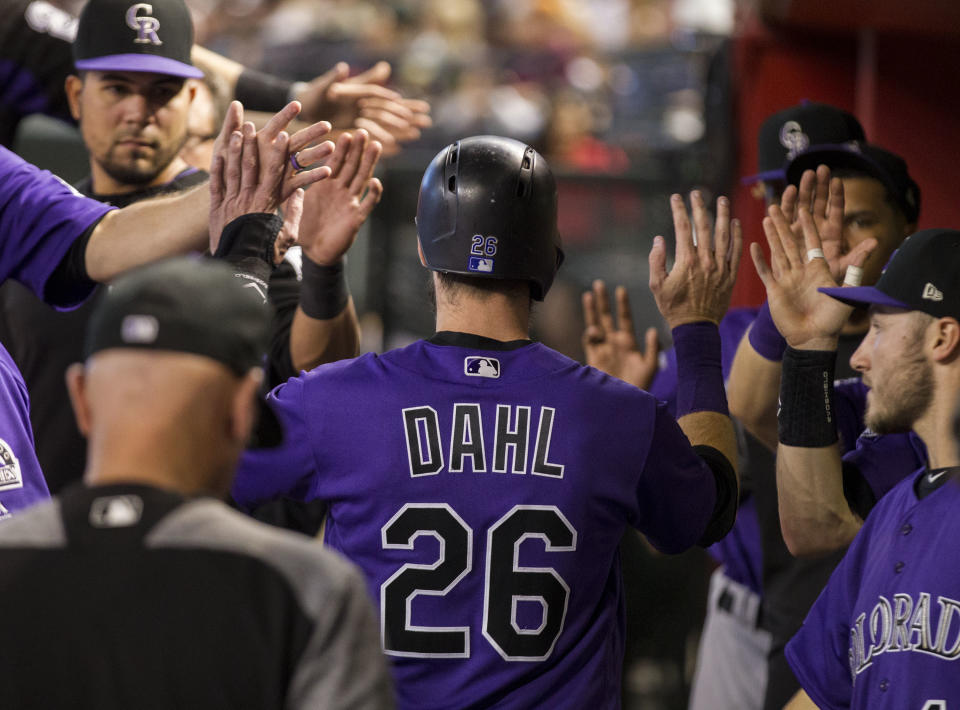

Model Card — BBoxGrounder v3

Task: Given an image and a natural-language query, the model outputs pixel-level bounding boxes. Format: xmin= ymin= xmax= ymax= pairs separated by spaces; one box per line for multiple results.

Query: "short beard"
xmin=98 ymin=133 xmax=187 ymax=188
xmin=865 ymin=348 xmax=934 ymax=434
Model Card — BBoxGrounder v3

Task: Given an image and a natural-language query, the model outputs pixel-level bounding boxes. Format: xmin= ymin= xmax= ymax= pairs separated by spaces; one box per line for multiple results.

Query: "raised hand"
xmin=782 ymin=166 xmax=875 ymax=283
xmin=208 ymin=101 xmax=335 ymax=250
xmin=750 ymin=202 xmax=873 ymax=351
xmin=582 ymin=280 xmax=660 ymax=389
xmin=298 ymin=129 xmax=384 ymax=266
xmin=649 ymin=191 xmax=742 ymax=328
xmin=294 ymin=61 xmax=432 ymax=156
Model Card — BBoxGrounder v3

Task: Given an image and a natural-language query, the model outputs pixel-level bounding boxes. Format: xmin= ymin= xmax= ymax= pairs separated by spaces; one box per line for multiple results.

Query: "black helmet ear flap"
xmin=415 ymin=135 xmax=563 ymax=301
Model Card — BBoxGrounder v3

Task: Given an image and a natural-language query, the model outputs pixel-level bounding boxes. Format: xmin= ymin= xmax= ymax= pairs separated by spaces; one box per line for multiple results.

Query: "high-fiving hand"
xmin=649 ymin=191 xmax=742 ymax=328
xmin=582 ymin=280 xmax=660 ymax=390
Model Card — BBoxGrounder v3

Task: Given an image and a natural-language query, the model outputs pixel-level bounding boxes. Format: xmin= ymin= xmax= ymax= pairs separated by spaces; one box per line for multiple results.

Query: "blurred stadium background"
xmin=14 ymin=1 xmax=960 ymax=707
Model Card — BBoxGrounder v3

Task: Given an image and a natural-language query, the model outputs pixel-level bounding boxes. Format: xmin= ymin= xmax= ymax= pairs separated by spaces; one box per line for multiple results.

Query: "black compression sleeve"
xmin=44 ymin=222 xmax=97 ymax=307
xmin=234 ymin=69 xmax=294 ymax=113
xmin=213 ymin=213 xmax=279 ymax=297
xmin=693 ymin=444 xmax=738 ymax=547
xmin=266 ymin=260 xmax=300 ymax=387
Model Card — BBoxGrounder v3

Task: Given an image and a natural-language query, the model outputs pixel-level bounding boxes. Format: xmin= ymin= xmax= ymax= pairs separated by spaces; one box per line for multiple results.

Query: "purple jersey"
xmin=786 ymin=472 xmax=960 ymax=709
xmin=0 ymin=146 xmax=113 ymax=516
xmin=843 ymin=430 xmax=927 ymax=502
xmin=235 ymin=337 xmax=723 ymax=709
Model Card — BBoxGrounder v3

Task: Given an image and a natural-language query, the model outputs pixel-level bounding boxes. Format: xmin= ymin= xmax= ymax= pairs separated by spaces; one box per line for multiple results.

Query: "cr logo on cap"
xmin=126 ymin=3 xmax=162 ymax=45
xmin=779 ymin=120 xmax=809 ymax=159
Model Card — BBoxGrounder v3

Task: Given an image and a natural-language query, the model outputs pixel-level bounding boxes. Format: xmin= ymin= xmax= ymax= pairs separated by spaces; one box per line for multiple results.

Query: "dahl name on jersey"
xmin=402 ymin=404 xmax=564 ymax=478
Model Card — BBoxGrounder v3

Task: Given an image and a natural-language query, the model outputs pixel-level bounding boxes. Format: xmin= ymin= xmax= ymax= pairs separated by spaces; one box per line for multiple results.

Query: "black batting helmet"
xmin=416 ymin=135 xmax=564 ymax=300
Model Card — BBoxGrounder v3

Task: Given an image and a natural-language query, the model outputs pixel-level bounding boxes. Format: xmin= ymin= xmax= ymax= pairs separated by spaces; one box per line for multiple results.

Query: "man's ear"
xmin=65 ymin=363 xmax=91 ymax=437
xmin=931 ymin=317 xmax=960 ymax=364
xmin=65 ymin=75 xmax=83 ymax=121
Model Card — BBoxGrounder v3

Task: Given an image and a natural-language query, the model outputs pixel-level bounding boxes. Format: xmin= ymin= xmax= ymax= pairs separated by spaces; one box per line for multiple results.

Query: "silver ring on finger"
xmin=806 ymin=248 xmax=825 ymax=262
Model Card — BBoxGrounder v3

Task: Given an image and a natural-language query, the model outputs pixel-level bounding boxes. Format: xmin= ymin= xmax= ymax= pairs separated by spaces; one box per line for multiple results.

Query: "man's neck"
xmin=89 ymin=156 xmax=191 ymax=196
xmin=435 ymin=300 xmax=530 ymax=342
xmin=914 ymin=389 xmax=960 ymax=470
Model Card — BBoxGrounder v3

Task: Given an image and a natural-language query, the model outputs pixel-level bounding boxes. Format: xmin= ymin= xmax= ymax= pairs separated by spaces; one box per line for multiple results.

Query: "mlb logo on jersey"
xmin=468 ymin=256 xmax=494 ymax=273
xmin=465 ymin=356 xmax=500 ymax=378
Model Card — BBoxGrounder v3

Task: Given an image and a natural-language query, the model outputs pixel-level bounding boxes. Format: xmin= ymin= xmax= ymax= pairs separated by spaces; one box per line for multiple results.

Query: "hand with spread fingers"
xmin=208 ymin=100 xmax=336 ymax=251
xmin=582 ymin=279 xmax=660 ymax=390
xmin=780 ymin=165 xmax=876 ymax=283
xmin=750 ymin=200 xmax=873 ymax=351
xmin=649 ymin=191 xmax=743 ymax=328
xmin=297 ymin=129 xmax=385 ymax=266
xmin=294 ymin=61 xmax=432 ymax=156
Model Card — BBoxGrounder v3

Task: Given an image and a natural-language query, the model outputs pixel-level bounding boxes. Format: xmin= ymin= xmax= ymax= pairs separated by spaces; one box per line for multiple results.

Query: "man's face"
xmin=67 ymin=70 xmax=195 ymax=189
xmin=851 ymin=307 xmax=934 ymax=434
xmin=840 ymin=176 xmax=911 ymax=286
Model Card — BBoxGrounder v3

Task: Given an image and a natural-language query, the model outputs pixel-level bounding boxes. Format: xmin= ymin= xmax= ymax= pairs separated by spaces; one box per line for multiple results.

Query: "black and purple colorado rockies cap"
xmin=742 ymin=101 xmax=865 ymax=185
xmin=785 ymin=141 xmax=920 ymax=223
xmin=84 ymin=256 xmax=283 ymax=448
xmin=73 ymin=0 xmax=203 ymax=79
xmin=820 ymin=229 xmax=960 ymax=319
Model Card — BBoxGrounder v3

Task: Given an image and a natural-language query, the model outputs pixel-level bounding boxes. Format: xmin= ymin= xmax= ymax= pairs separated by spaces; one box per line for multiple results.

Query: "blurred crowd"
xmin=192 ymin=0 xmax=733 ymax=174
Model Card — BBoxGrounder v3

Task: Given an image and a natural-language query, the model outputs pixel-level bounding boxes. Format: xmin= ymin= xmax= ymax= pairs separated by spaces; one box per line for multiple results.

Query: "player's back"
xmin=238 ymin=334 xmax=720 ymax=709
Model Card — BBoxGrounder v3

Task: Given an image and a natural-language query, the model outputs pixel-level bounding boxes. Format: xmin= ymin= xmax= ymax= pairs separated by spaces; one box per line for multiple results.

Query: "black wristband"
xmin=214 ymin=213 xmax=280 ymax=300
xmin=234 ymin=68 xmax=294 ymax=113
xmin=300 ymin=256 xmax=349 ymax=319
xmin=778 ymin=347 xmax=839 ymax=447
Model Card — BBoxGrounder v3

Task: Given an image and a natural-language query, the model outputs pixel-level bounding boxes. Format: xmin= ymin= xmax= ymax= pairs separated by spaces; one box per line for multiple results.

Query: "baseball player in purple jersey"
xmin=769 ymin=228 xmax=960 ymax=709
xmin=233 ymin=135 xmax=744 ymax=708
xmin=0 ymin=147 xmax=113 ymax=517
xmin=0 ymin=101 xmax=332 ymax=517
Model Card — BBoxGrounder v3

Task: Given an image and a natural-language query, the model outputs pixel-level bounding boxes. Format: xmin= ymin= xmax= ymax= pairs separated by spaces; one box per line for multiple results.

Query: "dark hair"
xmin=427 ymin=272 xmax=534 ymax=318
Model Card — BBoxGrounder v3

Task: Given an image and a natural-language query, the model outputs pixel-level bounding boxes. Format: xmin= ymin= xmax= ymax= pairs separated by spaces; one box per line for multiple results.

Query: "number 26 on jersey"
xmin=380 ymin=503 xmax=576 ymax=662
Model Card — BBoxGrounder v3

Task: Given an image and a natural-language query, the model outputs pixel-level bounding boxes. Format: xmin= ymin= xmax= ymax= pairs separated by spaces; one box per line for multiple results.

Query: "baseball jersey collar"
xmin=428 ymin=331 xmax=533 ymax=351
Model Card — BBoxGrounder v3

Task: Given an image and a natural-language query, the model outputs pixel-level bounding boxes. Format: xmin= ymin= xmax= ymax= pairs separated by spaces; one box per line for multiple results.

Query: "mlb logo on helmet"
xmin=464 ymin=357 xmax=500 ymax=378
xmin=126 ymin=3 xmax=162 ymax=45
xmin=468 ymin=256 xmax=494 ymax=273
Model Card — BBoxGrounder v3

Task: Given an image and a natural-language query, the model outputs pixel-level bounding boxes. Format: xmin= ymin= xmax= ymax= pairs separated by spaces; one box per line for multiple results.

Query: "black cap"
xmin=820 ymin=229 xmax=960 ymax=319
xmin=743 ymin=101 xmax=865 ymax=185
xmin=785 ymin=141 xmax=920 ymax=223
xmin=84 ymin=257 xmax=282 ymax=448
xmin=73 ymin=0 xmax=203 ymax=79
xmin=416 ymin=135 xmax=564 ymax=301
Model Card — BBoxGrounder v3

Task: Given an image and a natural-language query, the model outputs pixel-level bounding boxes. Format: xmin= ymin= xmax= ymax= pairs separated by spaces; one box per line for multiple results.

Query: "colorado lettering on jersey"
xmin=402 ymin=404 xmax=564 ymax=479
xmin=849 ymin=593 xmax=960 ymax=679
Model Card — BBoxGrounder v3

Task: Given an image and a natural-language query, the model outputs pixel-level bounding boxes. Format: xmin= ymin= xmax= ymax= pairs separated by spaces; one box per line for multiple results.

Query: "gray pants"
xmin=689 ymin=567 xmax=772 ymax=710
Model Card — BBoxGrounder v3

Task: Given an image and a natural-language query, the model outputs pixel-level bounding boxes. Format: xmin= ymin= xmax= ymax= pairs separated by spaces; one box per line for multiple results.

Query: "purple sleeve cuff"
xmin=747 ymin=301 xmax=787 ymax=362
xmin=673 ymin=321 xmax=728 ymax=417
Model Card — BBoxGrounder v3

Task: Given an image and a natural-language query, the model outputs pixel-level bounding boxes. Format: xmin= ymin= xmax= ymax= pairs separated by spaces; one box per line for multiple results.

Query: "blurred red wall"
xmin=729 ymin=17 xmax=960 ymax=306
